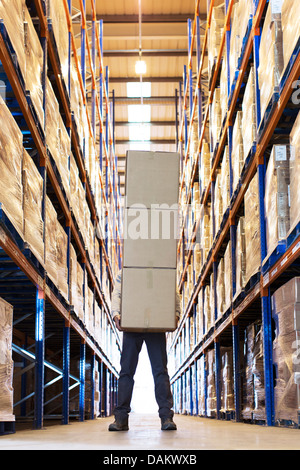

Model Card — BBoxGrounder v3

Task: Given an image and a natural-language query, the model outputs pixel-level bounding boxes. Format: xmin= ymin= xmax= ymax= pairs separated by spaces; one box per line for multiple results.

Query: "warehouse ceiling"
xmin=71 ymin=0 xmax=222 ymax=195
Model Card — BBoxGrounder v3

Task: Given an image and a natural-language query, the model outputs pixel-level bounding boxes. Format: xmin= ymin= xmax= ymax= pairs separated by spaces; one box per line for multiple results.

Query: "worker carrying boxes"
xmin=120 ymin=150 xmax=181 ymax=333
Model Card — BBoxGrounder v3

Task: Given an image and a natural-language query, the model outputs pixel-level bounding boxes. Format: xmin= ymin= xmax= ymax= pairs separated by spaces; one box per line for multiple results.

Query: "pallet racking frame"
xmin=0 ymin=0 xmax=122 ymax=432
xmin=170 ymin=0 xmax=300 ymax=428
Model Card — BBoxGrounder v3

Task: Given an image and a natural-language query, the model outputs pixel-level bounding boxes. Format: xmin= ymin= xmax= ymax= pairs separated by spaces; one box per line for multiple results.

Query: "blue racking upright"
xmin=169 ymin=0 xmax=300 ymax=428
xmin=0 ymin=0 xmax=122 ymax=433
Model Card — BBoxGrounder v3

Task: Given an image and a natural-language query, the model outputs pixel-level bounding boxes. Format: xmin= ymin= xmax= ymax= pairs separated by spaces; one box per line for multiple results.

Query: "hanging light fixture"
xmin=135 ymin=0 xmax=146 ymax=75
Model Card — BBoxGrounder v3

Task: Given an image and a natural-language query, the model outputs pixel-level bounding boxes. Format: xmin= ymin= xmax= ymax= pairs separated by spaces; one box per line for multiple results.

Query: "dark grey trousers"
xmin=114 ymin=332 xmax=174 ymax=420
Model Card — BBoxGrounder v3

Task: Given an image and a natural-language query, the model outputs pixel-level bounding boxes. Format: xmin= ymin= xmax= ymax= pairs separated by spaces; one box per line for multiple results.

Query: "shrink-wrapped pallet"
xmin=232 ymin=111 xmax=244 ymax=194
xmin=272 ymin=278 xmax=300 ymax=424
xmin=208 ymin=4 xmax=225 ymax=79
xmin=69 ymin=242 xmax=78 ymax=311
xmin=204 ymin=285 xmax=211 ymax=334
xmin=0 ymin=96 xmax=24 ymax=236
xmin=0 ymin=0 xmax=26 ymax=81
xmin=210 ymin=272 xmax=215 ymax=327
xmin=198 ymin=355 xmax=206 ymax=415
xmin=264 ymin=145 xmax=290 ymax=259
xmin=46 ymin=78 xmax=60 ymax=162
xmin=55 ymin=218 xmax=68 ymax=302
xmin=86 ymin=287 xmax=94 ymax=337
xmin=0 ymin=297 xmax=14 ymax=422
xmin=214 ymin=169 xmax=222 ymax=235
xmin=200 ymin=142 xmax=211 ymax=194
xmin=220 ymin=146 xmax=230 ymax=212
xmin=235 ymin=217 xmax=246 ymax=296
xmin=210 ymin=88 xmax=221 ymax=153
xmin=220 ymin=347 xmax=234 ymax=413
xmin=48 ymin=0 xmax=69 ymax=87
xmin=258 ymin=1 xmax=284 ymax=123
xmin=58 ymin=115 xmax=71 ymax=203
xmin=220 ymin=54 xmax=228 ymax=126
xmin=281 ymin=0 xmax=300 ymax=76
xmin=199 ymin=205 xmax=212 ymax=267
xmin=70 ymin=63 xmax=84 ymax=149
xmin=70 ymin=153 xmax=79 ymax=221
xmin=242 ymin=67 xmax=256 ymax=159
xmin=216 ymin=258 xmax=225 ymax=319
xmin=23 ymin=151 xmax=44 ymax=265
xmin=76 ymin=261 xmax=84 ymax=323
xmin=196 ymin=290 xmax=203 ymax=342
xmin=229 ymin=0 xmax=254 ymax=90
xmin=242 ymin=321 xmax=265 ymax=420
xmin=289 ymin=111 xmax=300 ymax=233
xmin=224 ymin=241 xmax=232 ymax=312
xmin=207 ymin=349 xmax=216 ymax=417
xmin=45 ymin=197 xmax=58 ymax=286
xmin=244 ymin=173 xmax=261 ymax=285
xmin=24 ymin=7 xmax=44 ymax=130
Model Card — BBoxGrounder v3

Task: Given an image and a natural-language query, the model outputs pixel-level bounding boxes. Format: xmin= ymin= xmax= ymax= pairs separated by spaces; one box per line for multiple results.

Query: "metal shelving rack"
xmin=170 ymin=0 xmax=300 ymax=427
xmin=0 ymin=0 xmax=122 ymax=432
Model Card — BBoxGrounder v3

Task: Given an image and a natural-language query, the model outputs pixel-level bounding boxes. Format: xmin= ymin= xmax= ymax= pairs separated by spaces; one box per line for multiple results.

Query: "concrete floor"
xmin=0 ymin=413 xmax=300 ymax=451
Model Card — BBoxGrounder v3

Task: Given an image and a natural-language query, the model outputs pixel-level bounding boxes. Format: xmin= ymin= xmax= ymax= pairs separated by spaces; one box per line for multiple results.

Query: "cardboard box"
xmin=123 ymin=207 xmax=179 ymax=268
xmin=121 ymin=268 xmax=177 ymax=332
xmin=125 ymin=150 xmax=180 ymax=208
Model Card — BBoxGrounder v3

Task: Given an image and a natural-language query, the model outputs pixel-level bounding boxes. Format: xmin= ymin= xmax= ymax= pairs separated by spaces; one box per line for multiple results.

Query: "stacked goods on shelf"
xmin=210 ymin=87 xmax=221 ymax=153
xmin=45 ymin=197 xmax=68 ymax=301
xmin=235 ymin=217 xmax=246 ymax=297
xmin=198 ymin=355 xmax=206 ymax=415
xmin=206 ymin=349 xmax=216 ymax=417
xmin=58 ymin=115 xmax=71 ymax=204
xmin=210 ymin=272 xmax=215 ymax=327
xmin=289 ymin=111 xmax=300 ymax=234
xmin=220 ymin=147 xmax=230 ymax=217
xmin=0 ymin=96 xmax=24 ymax=237
xmin=244 ymin=173 xmax=261 ymax=285
xmin=224 ymin=241 xmax=232 ymax=313
xmin=204 ymin=285 xmax=211 ymax=334
xmin=229 ymin=0 xmax=254 ymax=90
xmin=70 ymin=62 xmax=85 ymax=151
xmin=281 ymin=0 xmax=300 ymax=75
xmin=220 ymin=347 xmax=234 ymax=414
xmin=23 ymin=151 xmax=44 ymax=265
xmin=264 ymin=145 xmax=290 ymax=259
xmin=0 ymin=297 xmax=14 ymax=423
xmin=46 ymin=78 xmax=60 ymax=160
xmin=272 ymin=277 xmax=300 ymax=425
xmin=220 ymin=54 xmax=228 ymax=125
xmin=122 ymin=150 xmax=180 ymax=332
xmin=48 ymin=0 xmax=69 ymax=87
xmin=258 ymin=0 xmax=284 ymax=123
xmin=0 ymin=0 xmax=26 ymax=82
xmin=194 ymin=242 xmax=201 ymax=280
xmin=208 ymin=4 xmax=225 ymax=79
xmin=241 ymin=321 xmax=265 ymax=421
xmin=214 ymin=169 xmax=222 ymax=235
xmin=200 ymin=141 xmax=211 ymax=195
xmin=216 ymin=258 xmax=225 ymax=319
xmin=199 ymin=205 xmax=211 ymax=269
xmin=242 ymin=67 xmax=256 ymax=159
xmin=232 ymin=111 xmax=244 ymax=194
xmin=24 ymin=7 xmax=44 ymax=131
xmin=196 ymin=291 xmax=203 ymax=343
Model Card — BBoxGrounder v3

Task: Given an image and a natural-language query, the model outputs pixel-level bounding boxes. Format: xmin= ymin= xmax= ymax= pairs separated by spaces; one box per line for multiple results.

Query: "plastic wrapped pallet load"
xmin=208 ymin=4 xmax=225 ymax=79
xmin=220 ymin=347 xmax=235 ymax=414
xmin=0 ymin=297 xmax=14 ymax=422
xmin=272 ymin=277 xmax=300 ymax=425
xmin=0 ymin=0 xmax=26 ymax=82
xmin=281 ymin=0 xmax=300 ymax=76
xmin=244 ymin=173 xmax=261 ymax=285
xmin=0 ymin=95 xmax=24 ymax=237
xmin=48 ymin=0 xmax=69 ymax=87
xmin=242 ymin=67 xmax=257 ymax=160
xmin=46 ymin=78 xmax=60 ymax=163
xmin=45 ymin=196 xmax=58 ymax=286
xmin=23 ymin=150 xmax=44 ymax=265
xmin=289 ymin=110 xmax=300 ymax=234
xmin=235 ymin=216 xmax=246 ymax=297
xmin=232 ymin=111 xmax=244 ymax=194
xmin=264 ymin=145 xmax=290 ymax=260
xmin=58 ymin=115 xmax=71 ymax=204
xmin=258 ymin=0 xmax=284 ymax=123
xmin=24 ymin=6 xmax=44 ymax=130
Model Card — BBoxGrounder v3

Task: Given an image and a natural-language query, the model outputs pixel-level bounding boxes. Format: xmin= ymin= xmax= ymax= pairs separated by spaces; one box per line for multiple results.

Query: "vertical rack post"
xmin=35 ymin=287 xmax=45 ymax=430
xmin=62 ymin=319 xmax=70 ymax=425
xmin=79 ymin=339 xmax=86 ymax=421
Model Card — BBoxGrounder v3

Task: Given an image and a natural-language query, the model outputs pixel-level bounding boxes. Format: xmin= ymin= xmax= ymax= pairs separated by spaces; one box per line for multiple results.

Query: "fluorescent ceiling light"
xmin=127 ymin=82 xmax=151 ymax=98
xmin=128 ymin=104 xmax=151 ymax=123
xmin=135 ymin=60 xmax=147 ymax=75
xmin=129 ymin=123 xmax=151 ymax=142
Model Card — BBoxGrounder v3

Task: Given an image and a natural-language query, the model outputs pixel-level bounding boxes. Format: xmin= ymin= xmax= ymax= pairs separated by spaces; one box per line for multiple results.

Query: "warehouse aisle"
xmin=0 ymin=413 xmax=300 ymax=451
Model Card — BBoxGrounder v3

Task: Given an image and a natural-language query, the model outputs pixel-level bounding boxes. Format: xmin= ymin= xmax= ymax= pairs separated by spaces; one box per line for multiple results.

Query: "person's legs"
xmin=144 ymin=332 xmax=174 ymax=420
xmin=113 ymin=332 xmax=143 ymax=421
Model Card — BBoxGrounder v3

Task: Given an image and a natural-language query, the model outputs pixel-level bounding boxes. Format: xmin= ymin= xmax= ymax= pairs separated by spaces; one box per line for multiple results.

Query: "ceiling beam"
xmin=115 ymin=121 xmax=175 ymax=127
xmin=84 ymin=14 xmax=207 ymax=24
xmin=114 ymin=96 xmax=175 ymax=105
xmin=109 ymin=76 xmax=182 ymax=83
xmin=116 ymin=139 xmax=175 ymax=145
xmin=103 ymin=49 xmax=198 ymax=57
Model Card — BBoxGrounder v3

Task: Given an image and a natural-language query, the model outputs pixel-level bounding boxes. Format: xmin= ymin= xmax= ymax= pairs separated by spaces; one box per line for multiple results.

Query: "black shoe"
xmin=108 ymin=417 xmax=129 ymax=431
xmin=161 ymin=417 xmax=177 ymax=431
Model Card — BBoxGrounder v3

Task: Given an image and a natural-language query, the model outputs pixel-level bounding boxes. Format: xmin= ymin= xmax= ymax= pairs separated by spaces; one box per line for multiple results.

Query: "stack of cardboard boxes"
xmin=121 ymin=150 xmax=180 ymax=332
